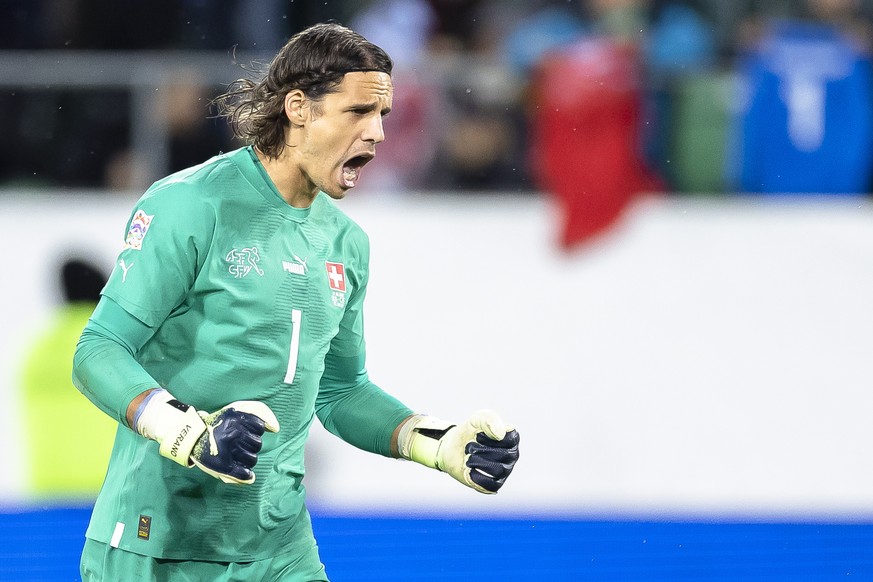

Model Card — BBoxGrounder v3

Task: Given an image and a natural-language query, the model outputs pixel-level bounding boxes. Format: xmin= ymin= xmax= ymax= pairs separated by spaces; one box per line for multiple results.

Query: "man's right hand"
xmin=134 ymin=389 xmax=280 ymax=484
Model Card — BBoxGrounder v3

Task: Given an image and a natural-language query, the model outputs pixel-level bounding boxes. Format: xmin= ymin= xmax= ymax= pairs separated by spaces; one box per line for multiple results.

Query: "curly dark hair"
xmin=214 ymin=23 xmax=393 ymax=158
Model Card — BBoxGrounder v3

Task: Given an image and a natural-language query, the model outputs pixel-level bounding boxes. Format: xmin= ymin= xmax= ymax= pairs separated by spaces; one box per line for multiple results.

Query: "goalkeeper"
xmin=72 ymin=22 xmax=519 ymax=582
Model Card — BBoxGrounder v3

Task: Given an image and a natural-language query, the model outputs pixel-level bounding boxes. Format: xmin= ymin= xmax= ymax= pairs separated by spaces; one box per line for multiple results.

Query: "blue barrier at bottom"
xmin=2 ymin=506 xmax=873 ymax=581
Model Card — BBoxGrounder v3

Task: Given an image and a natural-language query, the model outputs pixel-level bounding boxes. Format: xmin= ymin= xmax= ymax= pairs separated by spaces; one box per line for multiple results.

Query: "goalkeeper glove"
xmin=133 ymin=389 xmax=280 ymax=484
xmin=398 ymin=409 xmax=520 ymax=494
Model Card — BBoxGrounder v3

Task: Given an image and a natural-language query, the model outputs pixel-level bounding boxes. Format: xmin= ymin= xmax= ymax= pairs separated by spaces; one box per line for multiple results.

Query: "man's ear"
xmin=284 ymin=90 xmax=308 ymax=126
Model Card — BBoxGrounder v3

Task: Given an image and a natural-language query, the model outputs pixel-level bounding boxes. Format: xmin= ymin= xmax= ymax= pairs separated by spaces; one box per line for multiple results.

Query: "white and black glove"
xmin=134 ymin=389 xmax=280 ymax=484
xmin=398 ymin=409 xmax=520 ymax=494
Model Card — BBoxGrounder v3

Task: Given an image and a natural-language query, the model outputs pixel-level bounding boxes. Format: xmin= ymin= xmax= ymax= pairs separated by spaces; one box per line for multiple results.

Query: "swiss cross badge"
xmin=326 ymin=262 xmax=346 ymax=292
xmin=326 ymin=261 xmax=346 ymax=308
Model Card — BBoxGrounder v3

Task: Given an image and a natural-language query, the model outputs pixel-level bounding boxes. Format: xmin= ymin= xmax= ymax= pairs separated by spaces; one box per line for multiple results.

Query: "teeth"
xmin=343 ymin=167 xmax=358 ymax=187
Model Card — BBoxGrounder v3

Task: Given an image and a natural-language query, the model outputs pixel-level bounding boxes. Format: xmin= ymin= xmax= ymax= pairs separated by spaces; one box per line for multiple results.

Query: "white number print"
xmin=284 ymin=309 xmax=302 ymax=384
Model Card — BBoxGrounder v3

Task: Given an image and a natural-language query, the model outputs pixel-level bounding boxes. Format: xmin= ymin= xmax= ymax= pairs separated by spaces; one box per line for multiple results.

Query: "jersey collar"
xmin=236 ymin=146 xmax=312 ymax=222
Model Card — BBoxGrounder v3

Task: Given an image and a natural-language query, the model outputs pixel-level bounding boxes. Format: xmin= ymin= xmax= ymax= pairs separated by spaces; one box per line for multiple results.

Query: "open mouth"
xmin=342 ymin=153 xmax=374 ymax=188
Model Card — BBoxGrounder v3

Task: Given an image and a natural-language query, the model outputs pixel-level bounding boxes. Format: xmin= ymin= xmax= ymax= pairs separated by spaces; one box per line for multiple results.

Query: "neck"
xmin=255 ymin=147 xmax=317 ymax=208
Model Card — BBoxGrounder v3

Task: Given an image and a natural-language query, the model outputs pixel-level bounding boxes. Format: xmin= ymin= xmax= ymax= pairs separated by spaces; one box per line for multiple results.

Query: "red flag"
xmin=529 ymin=37 xmax=663 ymax=249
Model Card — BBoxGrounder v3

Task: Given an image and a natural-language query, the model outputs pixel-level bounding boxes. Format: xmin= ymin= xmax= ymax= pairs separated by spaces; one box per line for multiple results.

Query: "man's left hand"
xmin=399 ymin=410 xmax=520 ymax=494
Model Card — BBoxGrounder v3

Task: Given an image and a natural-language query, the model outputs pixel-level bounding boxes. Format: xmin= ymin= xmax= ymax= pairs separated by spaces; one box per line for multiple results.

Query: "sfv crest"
xmin=226 ymin=247 xmax=265 ymax=278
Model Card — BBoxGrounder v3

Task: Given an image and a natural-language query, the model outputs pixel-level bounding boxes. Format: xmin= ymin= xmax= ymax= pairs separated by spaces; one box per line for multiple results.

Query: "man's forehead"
xmin=337 ymin=71 xmax=393 ymax=99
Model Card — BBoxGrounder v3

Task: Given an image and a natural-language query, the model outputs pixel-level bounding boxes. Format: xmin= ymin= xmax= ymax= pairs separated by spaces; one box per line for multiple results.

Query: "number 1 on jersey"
xmin=284 ymin=309 xmax=302 ymax=384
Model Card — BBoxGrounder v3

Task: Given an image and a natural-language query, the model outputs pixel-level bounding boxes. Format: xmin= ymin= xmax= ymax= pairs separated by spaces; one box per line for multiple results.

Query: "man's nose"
xmin=363 ymin=115 xmax=385 ymax=144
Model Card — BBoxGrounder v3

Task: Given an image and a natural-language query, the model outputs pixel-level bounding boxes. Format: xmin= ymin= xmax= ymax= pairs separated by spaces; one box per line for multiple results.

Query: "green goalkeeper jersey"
xmin=77 ymin=146 xmax=412 ymax=561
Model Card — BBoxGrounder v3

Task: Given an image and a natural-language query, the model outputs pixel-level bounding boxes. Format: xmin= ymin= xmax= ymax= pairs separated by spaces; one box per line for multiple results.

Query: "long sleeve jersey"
xmin=73 ymin=146 xmax=412 ymax=561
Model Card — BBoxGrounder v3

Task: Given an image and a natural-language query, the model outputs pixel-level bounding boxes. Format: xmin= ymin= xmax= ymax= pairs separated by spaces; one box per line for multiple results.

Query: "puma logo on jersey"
xmin=119 ymin=259 xmax=134 ymax=283
xmin=283 ymin=254 xmax=308 ymax=275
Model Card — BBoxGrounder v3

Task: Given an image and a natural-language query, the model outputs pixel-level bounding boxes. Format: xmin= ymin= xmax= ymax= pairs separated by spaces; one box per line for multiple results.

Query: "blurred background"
xmin=2 ymin=0 xmax=873 ymax=580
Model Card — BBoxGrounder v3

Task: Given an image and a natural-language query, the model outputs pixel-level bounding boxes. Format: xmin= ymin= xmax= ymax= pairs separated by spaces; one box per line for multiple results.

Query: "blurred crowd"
xmin=3 ymin=0 xmax=873 ymax=216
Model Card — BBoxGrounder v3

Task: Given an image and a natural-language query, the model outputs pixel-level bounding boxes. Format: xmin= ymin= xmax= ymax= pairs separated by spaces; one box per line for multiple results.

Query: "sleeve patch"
xmin=124 ymin=209 xmax=155 ymax=250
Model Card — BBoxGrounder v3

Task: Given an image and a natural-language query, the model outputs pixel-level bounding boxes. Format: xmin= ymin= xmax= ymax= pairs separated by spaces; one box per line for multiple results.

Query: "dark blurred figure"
xmin=166 ymin=81 xmax=232 ymax=172
xmin=425 ymin=0 xmax=534 ymax=191
xmin=429 ymin=96 xmax=526 ymax=191
xmin=61 ymin=258 xmax=107 ymax=302
xmin=426 ymin=0 xmax=486 ymax=53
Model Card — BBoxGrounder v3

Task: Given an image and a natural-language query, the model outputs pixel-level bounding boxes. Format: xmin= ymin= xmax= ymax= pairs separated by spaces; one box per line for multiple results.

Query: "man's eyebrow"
xmin=347 ymin=102 xmax=391 ymax=115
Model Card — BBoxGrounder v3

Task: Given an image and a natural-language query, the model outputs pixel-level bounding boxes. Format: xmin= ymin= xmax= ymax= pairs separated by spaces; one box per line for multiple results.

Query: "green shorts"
xmin=80 ymin=538 xmax=328 ymax=582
